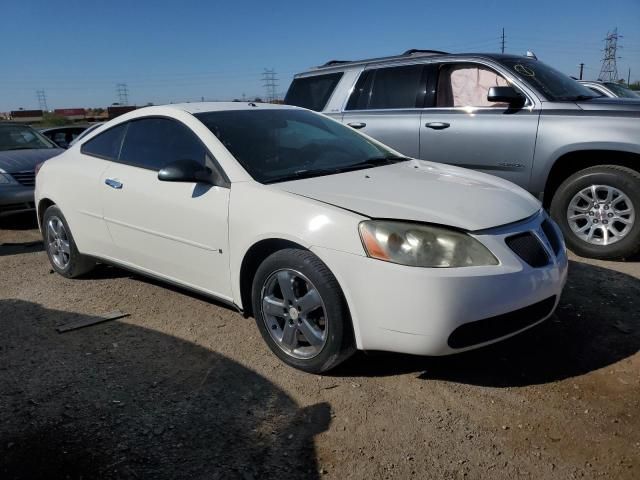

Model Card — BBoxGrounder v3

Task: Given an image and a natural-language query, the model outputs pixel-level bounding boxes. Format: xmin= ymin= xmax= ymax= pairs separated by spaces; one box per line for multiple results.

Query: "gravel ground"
xmin=1 ymin=211 xmax=638 ymax=479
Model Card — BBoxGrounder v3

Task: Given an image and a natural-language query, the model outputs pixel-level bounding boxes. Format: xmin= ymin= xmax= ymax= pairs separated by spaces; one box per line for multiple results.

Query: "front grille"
xmin=448 ymin=296 xmax=557 ymax=349
xmin=505 ymin=232 xmax=549 ymax=267
xmin=11 ymin=170 xmax=36 ymax=187
xmin=541 ymin=219 xmax=562 ymax=255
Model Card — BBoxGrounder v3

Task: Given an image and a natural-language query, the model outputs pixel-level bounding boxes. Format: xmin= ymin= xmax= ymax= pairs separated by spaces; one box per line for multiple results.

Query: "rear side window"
xmin=284 ymin=73 xmax=343 ymax=111
xmin=119 ymin=118 xmax=206 ymax=171
xmin=81 ymin=123 xmax=127 ymax=160
xmin=346 ymin=64 xmax=425 ymax=110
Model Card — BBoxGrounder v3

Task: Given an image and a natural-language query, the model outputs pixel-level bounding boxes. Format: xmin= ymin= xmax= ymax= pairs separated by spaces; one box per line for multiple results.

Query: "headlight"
xmin=0 ymin=170 xmax=18 ymax=185
xmin=359 ymin=220 xmax=498 ymax=268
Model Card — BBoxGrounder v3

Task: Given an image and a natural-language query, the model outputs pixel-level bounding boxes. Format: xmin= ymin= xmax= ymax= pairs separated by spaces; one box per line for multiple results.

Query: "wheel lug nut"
xmin=603 ymin=220 xmax=608 ymax=224
xmin=608 ymin=213 xmax=613 ymax=218
xmin=593 ymin=219 xmax=599 ymax=223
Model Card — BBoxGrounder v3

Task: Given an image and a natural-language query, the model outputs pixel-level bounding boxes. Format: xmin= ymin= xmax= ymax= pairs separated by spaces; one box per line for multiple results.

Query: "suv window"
xmin=119 ymin=118 xmax=206 ymax=170
xmin=436 ymin=64 xmax=509 ymax=108
xmin=346 ymin=64 xmax=424 ymax=110
xmin=284 ymin=73 xmax=343 ymax=111
xmin=81 ymin=123 xmax=127 ymax=160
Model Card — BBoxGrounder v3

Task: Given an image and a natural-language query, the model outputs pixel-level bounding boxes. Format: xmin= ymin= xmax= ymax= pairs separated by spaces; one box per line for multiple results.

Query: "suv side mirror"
xmin=487 ymin=86 xmax=525 ymax=106
xmin=158 ymin=159 xmax=214 ymax=184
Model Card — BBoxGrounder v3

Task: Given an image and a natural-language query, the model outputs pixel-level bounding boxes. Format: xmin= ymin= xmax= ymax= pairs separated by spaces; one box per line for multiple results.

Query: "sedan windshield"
xmin=0 ymin=124 xmax=57 ymax=151
xmin=195 ymin=108 xmax=405 ymax=184
xmin=500 ymin=59 xmax=600 ymax=102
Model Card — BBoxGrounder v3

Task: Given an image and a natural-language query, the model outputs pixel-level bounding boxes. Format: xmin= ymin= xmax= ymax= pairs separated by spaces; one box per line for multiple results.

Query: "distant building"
xmin=54 ymin=108 xmax=86 ymax=121
xmin=107 ymin=105 xmax=137 ymax=120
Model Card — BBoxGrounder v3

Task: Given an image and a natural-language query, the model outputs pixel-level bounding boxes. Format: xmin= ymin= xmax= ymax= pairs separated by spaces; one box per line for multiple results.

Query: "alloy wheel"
xmin=260 ymin=269 xmax=328 ymax=359
xmin=567 ymin=184 xmax=635 ymax=246
xmin=46 ymin=216 xmax=71 ymax=269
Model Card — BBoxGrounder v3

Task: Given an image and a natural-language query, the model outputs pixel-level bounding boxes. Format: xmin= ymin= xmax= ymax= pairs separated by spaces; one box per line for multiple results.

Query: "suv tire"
xmin=550 ymin=165 xmax=640 ymax=259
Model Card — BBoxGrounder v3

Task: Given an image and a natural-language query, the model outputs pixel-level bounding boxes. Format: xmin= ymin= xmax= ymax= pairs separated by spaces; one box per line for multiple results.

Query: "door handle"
xmin=425 ymin=122 xmax=450 ymax=130
xmin=105 ymin=178 xmax=123 ymax=189
xmin=347 ymin=122 xmax=366 ymax=129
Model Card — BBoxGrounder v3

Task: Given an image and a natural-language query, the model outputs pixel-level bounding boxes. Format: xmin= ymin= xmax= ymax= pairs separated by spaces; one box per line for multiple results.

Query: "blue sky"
xmin=2 ymin=0 xmax=639 ymax=111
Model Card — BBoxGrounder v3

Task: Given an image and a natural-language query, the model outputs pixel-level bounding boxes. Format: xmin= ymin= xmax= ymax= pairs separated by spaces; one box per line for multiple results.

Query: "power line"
xmin=36 ymin=89 xmax=48 ymax=111
xmin=598 ymin=28 xmax=622 ymax=82
xmin=116 ymin=83 xmax=129 ymax=105
xmin=261 ymin=69 xmax=279 ymax=103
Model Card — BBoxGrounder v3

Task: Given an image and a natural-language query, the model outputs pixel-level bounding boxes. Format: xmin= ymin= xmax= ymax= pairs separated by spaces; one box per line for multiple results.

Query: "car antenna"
xmin=525 ymin=51 xmax=538 ymax=60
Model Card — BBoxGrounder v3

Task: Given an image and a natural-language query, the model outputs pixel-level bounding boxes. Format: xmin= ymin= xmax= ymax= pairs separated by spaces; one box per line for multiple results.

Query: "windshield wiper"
xmin=263 ymin=156 xmax=410 ymax=184
xmin=572 ymin=95 xmax=601 ymax=101
xmin=1 ymin=146 xmax=44 ymax=151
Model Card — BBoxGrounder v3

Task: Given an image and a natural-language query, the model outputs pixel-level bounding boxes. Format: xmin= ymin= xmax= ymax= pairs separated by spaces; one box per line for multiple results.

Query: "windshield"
xmin=195 ymin=109 xmax=404 ymax=184
xmin=499 ymin=59 xmax=600 ymax=101
xmin=602 ymin=82 xmax=640 ymax=99
xmin=0 ymin=124 xmax=57 ymax=151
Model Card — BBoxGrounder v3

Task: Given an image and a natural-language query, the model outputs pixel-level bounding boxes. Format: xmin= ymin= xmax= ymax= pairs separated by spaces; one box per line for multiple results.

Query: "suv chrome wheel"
xmin=46 ymin=216 xmax=71 ymax=269
xmin=567 ymin=184 xmax=635 ymax=246
xmin=260 ymin=269 xmax=328 ymax=360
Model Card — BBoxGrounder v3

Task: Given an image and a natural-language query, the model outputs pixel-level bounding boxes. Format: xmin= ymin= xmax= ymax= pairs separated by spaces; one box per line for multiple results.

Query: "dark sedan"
xmin=40 ymin=126 xmax=88 ymax=149
xmin=0 ymin=123 xmax=63 ymax=215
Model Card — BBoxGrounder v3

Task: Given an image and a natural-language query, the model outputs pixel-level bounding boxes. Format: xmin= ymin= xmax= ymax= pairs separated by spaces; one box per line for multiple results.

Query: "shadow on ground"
xmin=0 ymin=299 xmax=329 ymax=480
xmin=332 ymin=260 xmax=640 ymax=387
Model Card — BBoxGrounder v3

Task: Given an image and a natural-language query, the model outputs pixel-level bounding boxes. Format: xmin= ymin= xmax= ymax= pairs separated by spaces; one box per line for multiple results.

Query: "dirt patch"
xmin=1 ymin=211 xmax=638 ymax=479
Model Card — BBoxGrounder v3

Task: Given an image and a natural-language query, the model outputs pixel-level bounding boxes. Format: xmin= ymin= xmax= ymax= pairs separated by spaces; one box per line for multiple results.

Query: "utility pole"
xmin=579 ymin=63 xmax=584 ymax=80
xmin=261 ymin=69 xmax=279 ymax=103
xmin=500 ymin=28 xmax=505 ymax=54
xmin=116 ymin=83 xmax=130 ymax=105
xmin=598 ymin=28 xmax=622 ymax=82
xmin=628 ymin=67 xmax=631 ymax=85
xmin=36 ymin=90 xmax=48 ymax=111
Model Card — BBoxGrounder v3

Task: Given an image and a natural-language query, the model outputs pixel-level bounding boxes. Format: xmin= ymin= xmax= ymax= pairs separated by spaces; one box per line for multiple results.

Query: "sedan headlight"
xmin=0 ymin=170 xmax=18 ymax=185
xmin=359 ymin=220 xmax=498 ymax=267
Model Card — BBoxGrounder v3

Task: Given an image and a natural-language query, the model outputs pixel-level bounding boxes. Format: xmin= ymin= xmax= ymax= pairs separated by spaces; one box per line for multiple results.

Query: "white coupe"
xmin=35 ymin=103 xmax=568 ymax=372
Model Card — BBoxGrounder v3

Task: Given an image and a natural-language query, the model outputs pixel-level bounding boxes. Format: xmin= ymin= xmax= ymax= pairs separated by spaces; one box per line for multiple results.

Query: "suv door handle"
xmin=347 ymin=122 xmax=366 ymax=129
xmin=425 ymin=122 xmax=450 ymax=130
xmin=105 ymin=178 xmax=123 ymax=189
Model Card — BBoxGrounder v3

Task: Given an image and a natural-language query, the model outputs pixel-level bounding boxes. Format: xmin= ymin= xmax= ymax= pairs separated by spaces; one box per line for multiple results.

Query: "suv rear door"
xmin=419 ymin=61 xmax=540 ymax=189
xmin=341 ymin=64 xmax=429 ymax=159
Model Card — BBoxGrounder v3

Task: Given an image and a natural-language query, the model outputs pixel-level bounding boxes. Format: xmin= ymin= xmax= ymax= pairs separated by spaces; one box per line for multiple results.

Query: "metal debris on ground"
xmin=56 ymin=310 xmax=129 ymax=333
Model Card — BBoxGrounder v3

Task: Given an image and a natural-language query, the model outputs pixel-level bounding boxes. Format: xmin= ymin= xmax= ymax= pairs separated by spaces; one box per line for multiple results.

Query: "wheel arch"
xmin=238 ymin=238 xmax=308 ymax=317
xmin=543 ymin=149 xmax=640 ymax=208
xmin=37 ymin=197 xmax=56 ymax=230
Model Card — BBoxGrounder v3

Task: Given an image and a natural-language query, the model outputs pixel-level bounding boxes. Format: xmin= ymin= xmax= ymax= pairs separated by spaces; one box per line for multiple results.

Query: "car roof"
xmin=297 ymin=51 xmax=530 ymax=75
xmin=168 ymin=101 xmax=299 ymax=114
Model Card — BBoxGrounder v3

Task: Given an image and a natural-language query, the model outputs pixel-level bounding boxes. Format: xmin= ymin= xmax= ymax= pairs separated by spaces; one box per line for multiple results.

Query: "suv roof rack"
xmin=402 ymin=49 xmax=448 ymax=55
xmin=315 ymin=49 xmax=449 ymax=69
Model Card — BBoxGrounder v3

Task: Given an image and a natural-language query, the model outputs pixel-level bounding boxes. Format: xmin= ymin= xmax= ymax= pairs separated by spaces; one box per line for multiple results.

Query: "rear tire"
xmin=550 ymin=165 xmax=640 ymax=259
xmin=251 ymin=248 xmax=355 ymax=373
xmin=42 ymin=205 xmax=95 ymax=278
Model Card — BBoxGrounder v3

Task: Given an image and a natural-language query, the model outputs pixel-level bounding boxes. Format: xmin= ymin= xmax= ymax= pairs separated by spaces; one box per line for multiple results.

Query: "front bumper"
xmin=312 ymin=211 xmax=568 ymax=356
xmin=0 ymin=185 xmax=35 ymax=214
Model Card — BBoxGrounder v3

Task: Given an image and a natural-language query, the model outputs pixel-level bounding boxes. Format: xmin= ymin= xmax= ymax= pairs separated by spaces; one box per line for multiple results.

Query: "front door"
xmin=419 ymin=62 xmax=540 ymax=190
xmin=101 ymin=117 xmax=232 ymax=299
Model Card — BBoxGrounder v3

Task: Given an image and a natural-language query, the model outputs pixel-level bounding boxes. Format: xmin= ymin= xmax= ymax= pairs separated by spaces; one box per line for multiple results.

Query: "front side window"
xmin=436 ymin=64 xmax=509 ymax=108
xmin=284 ymin=73 xmax=343 ymax=111
xmin=346 ymin=65 xmax=424 ymax=110
xmin=81 ymin=123 xmax=127 ymax=160
xmin=119 ymin=118 xmax=206 ymax=170
xmin=195 ymin=109 xmax=403 ymax=184
xmin=602 ymin=82 xmax=640 ymax=99
xmin=0 ymin=124 xmax=56 ymax=151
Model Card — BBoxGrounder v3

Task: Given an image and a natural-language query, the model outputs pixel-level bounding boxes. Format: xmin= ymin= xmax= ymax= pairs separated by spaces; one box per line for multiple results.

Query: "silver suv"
xmin=285 ymin=50 xmax=640 ymax=259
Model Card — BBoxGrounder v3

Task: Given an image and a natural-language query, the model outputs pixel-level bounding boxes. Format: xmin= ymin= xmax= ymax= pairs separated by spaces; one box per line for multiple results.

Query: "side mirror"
xmin=158 ymin=159 xmax=214 ymax=184
xmin=487 ymin=86 xmax=525 ymax=106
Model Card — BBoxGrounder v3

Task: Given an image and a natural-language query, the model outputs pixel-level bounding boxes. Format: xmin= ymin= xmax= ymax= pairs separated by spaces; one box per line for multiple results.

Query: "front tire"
xmin=251 ymin=248 xmax=355 ymax=373
xmin=550 ymin=165 xmax=640 ymax=259
xmin=43 ymin=205 xmax=95 ymax=278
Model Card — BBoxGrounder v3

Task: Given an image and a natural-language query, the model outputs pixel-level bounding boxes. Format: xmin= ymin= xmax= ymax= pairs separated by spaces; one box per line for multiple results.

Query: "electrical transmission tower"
xmin=598 ymin=28 xmax=622 ymax=82
xmin=261 ymin=69 xmax=279 ymax=103
xmin=36 ymin=90 xmax=48 ymax=111
xmin=116 ymin=83 xmax=130 ymax=105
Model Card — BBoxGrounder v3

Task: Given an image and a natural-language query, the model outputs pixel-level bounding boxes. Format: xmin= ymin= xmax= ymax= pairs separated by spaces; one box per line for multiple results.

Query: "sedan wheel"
xmin=261 ymin=269 xmax=328 ymax=359
xmin=46 ymin=216 xmax=72 ymax=270
xmin=251 ymin=248 xmax=355 ymax=373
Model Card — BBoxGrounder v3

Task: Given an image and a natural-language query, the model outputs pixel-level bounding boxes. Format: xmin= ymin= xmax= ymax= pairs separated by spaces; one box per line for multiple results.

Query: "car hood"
xmin=576 ymin=97 xmax=640 ymax=111
xmin=0 ymin=148 xmax=64 ymax=173
xmin=274 ymin=160 xmax=541 ymax=231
